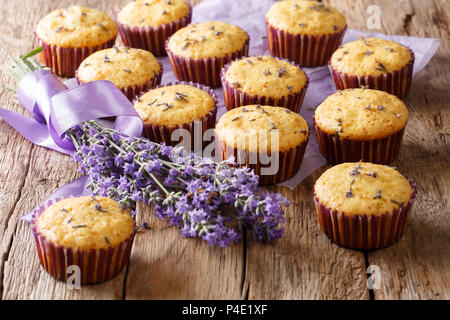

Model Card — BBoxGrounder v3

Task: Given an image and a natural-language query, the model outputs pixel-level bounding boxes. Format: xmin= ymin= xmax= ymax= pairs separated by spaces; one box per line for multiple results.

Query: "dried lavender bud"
xmin=148 ymin=99 xmax=157 ymax=106
xmin=200 ymin=36 xmax=207 ymax=42
xmin=385 ymin=47 xmax=393 ymax=52
xmin=249 ymin=118 xmax=256 ymax=122
xmin=366 ymin=172 xmax=377 ymax=178
xmin=376 ymin=62 xmax=386 ymax=72
xmin=337 ymin=90 xmax=343 ymax=95
xmin=232 ymin=117 xmax=240 ymax=121
xmin=167 ymin=0 xmax=172 ymax=4
xmin=55 ymin=26 xmax=64 ymax=33
xmin=123 ymin=69 xmax=131 ymax=73
xmin=364 ymin=104 xmax=371 ymax=110
xmin=300 ymin=129 xmax=307 ymax=134
xmin=377 ymin=105 xmax=385 ymax=111
xmin=343 ymin=51 xmax=349 ymax=54
xmin=390 ymin=199 xmax=403 ymax=207
xmin=394 ymin=113 xmax=401 ymax=118
xmin=61 ymin=208 xmax=69 ymax=213
xmin=277 ymin=67 xmax=287 ymax=77
xmin=140 ymin=18 xmax=145 ymax=23
xmin=72 ymin=224 xmax=87 ymax=229
xmin=373 ymin=189 xmax=382 ymax=199
xmin=81 ymin=11 xmax=87 ymax=16
xmin=246 ymin=59 xmax=253 ymax=65
xmin=285 ymin=109 xmax=291 ymax=114
xmin=361 ymin=85 xmax=369 ymax=90
xmin=287 ymin=86 xmax=293 ymax=94
xmin=345 ymin=190 xmax=353 ymax=198
xmin=162 ymin=10 xmax=167 ymax=15
xmin=231 ymin=81 xmax=241 ymax=88
xmin=260 ymin=107 xmax=268 ymax=114
xmin=174 ymin=92 xmax=188 ymax=102
xmin=263 ymin=69 xmax=271 ymax=76
xmin=104 ymin=236 xmax=110 ymax=245
xmin=114 ymin=46 xmax=119 ymax=53
xmin=104 ymin=55 xmax=111 ymax=63
xmin=365 ymin=50 xmax=373 ymax=56
xmin=269 ymin=121 xmax=277 ymax=130
xmin=66 ymin=218 xmax=72 ymax=224
xmin=125 ymin=46 xmax=130 ymax=54
xmin=256 ymin=56 xmax=263 ymax=61
xmin=215 ymin=31 xmax=223 ymax=36
xmin=98 ymin=23 xmax=108 ymax=32
xmin=333 ymin=25 xmax=339 ymax=31
xmin=298 ymin=23 xmax=307 ymax=27
xmin=336 ymin=118 xmax=343 ymax=126
xmin=95 ymin=203 xmax=108 ymax=212
xmin=364 ymin=39 xmax=371 ymax=46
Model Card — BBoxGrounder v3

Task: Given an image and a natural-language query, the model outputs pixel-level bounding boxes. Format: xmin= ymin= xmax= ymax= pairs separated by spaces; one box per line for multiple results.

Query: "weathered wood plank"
xmin=124 ymin=203 xmax=244 ymax=299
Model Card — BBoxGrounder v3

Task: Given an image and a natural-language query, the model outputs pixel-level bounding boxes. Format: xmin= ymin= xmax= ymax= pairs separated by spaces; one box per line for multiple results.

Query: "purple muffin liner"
xmin=266 ymin=22 xmax=347 ymax=67
xmin=76 ymin=61 xmax=163 ymax=102
xmin=313 ymin=176 xmax=417 ymax=250
xmin=315 ymin=119 xmax=406 ymax=165
xmin=329 ymin=48 xmax=415 ymax=99
xmin=115 ymin=3 xmax=192 ymax=57
xmin=30 ymin=197 xmax=135 ymax=285
xmin=138 ymin=81 xmax=219 ymax=149
xmin=220 ymin=56 xmax=309 ymax=112
xmin=165 ymin=35 xmax=250 ymax=88
xmin=35 ymin=34 xmax=117 ymax=78
xmin=215 ymin=127 xmax=310 ymax=185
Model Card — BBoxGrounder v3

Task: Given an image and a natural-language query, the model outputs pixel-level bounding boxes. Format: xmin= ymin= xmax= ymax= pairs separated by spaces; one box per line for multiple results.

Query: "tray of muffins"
xmin=8 ymin=0 xmax=440 ymax=286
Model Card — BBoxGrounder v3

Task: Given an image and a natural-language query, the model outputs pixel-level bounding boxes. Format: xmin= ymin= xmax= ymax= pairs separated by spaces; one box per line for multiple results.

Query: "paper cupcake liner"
xmin=115 ymin=4 xmax=192 ymax=57
xmin=35 ymin=34 xmax=117 ymax=78
xmin=329 ymin=48 xmax=415 ymax=99
xmin=315 ymin=120 xmax=406 ymax=165
xmin=30 ymin=198 xmax=135 ymax=285
xmin=76 ymin=61 xmax=163 ymax=101
xmin=220 ymin=57 xmax=309 ymax=112
xmin=165 ymin=37 xmax=250 ymax=88
xmin=266 ymin=23 xmax=347 ymax=67
xmin=139 ymin=81 xmax=219 ymax=149
xmin=216 ymin=130 xmax=310 ymax=185
xmin=313 ymin=177 xmax=417 ymax=250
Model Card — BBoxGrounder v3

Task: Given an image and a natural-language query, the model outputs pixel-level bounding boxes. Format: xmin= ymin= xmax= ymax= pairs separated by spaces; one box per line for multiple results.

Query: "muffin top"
xmin=117 ymin=0 xmax=191 ymax=28
xmin=315 ymin=89 xmax=408 ymax=140
xmin=167 ymin=21 xmax=248 ymax=59
xmin=314 ymin=162 xmax=413 ymax=216
xmin=134 ymin=84 xmax=215 ymax=127
xmin=265 ymin=0 xmax=346 ymax=36
xmin=330 ymin=38 xmax=412 ymax=77
xmin=35 ymin=6 xmax=118 ymax=47
xmin=77 ymin=47 xmax=161 ymax=88
xmin=224 ymin=56 xmax=307 ymax=98
xmin=35 ymin=196 xmax=135 ymax=250
xmin=215 ymin=105 xmax=309 ymax=153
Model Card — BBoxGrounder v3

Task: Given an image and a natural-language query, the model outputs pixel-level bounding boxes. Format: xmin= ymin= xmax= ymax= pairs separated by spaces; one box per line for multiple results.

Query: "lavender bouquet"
xmin=5 ymin=49 xmax=290 ymax=248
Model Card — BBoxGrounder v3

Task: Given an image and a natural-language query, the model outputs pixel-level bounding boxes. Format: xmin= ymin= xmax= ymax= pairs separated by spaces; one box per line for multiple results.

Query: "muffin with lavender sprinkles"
xmin=314 ymin=162 xmax=417 ymax=249
xmin=166 ymin=21 xmax=249 ymax=88
xmin=31 ymin=196 xmax=135 ymax=284
xmin=265 ymin=0 xmax=346 ymax=67
xmin=329 ymin=38 xmax=414 ymax=98
xmin=315 ymin=88 xmax=408 ymax=164
xmin=116 ymin=0 xmax=192 ymax=56
xmin=134 ymin=83 xmax=218 ymax=148
xmin=35 ymin=6 xmax=118 ymax=77
xmin=215 ymin=105 xmax=310 ymax=185
xmin=77 ymin=46 xmax=162 ymax=100
xmin=221 ymin=55 xmax=309 ymax=112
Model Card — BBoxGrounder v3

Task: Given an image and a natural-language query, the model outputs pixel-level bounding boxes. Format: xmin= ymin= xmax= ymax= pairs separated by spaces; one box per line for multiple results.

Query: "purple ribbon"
xmin=0 ymin=69 xmax=143 ymax=220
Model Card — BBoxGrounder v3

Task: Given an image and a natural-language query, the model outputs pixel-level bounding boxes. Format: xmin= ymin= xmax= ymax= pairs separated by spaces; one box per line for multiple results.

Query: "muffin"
xmin=329 ymin=37 xmax=415 ymax=98
xmin=313 ymin=162 xmax=417 ymax=249
xmin=215 ymin=105 xmax=310 ymax=185
xmin=221 ymin=56 xmax=309 ymax=112
xmin=31 ymin=196 xmax=135 ymax=284
xmin=134 ymin=82 xmax=218 ymax=149
xmin=166 ymin=21 xmax=249 ymax=88
xmin=265 ymin=0 xmax=346 ymax=67
xmin=314 ymin=88 xmax=408 ymax=164
xmin=76 ymin=47 xmax=162 ymax=101
xmin=116 ymin=0 xmax=192 ymax=56
xmin=35 ymin=6 xmax=118 ymax=77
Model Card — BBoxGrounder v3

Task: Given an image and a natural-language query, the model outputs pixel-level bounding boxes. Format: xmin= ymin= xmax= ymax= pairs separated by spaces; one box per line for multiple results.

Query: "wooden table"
xmin=0 ymin=0 xmax=448 ymax=300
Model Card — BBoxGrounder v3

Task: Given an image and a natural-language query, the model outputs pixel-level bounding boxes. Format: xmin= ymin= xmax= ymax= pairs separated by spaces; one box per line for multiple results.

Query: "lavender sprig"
xmin=68 ymin=121 xmax=289 ymax=247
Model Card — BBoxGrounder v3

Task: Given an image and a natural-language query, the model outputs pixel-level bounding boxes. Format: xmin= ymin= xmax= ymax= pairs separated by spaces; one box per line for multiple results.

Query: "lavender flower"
xmin=68 ymin=121 xmax=289 ymax=247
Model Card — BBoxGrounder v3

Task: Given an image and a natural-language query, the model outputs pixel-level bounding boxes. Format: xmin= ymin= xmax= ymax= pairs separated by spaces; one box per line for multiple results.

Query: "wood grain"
xmin=0 ymin=0 xmax=448 ymax=300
